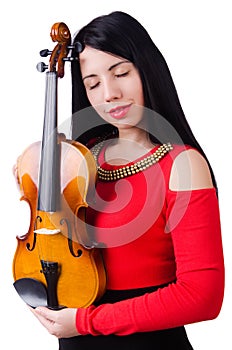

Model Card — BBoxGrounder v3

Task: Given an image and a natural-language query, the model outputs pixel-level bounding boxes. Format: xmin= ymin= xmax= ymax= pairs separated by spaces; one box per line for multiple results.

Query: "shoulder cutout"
xmin=169 ymin=149 xmax=213 ymax=191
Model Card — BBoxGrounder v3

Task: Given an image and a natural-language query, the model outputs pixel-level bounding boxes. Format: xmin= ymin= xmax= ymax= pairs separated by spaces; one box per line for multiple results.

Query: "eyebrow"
xmin=82 ymin=60 xmax=130 ymax=81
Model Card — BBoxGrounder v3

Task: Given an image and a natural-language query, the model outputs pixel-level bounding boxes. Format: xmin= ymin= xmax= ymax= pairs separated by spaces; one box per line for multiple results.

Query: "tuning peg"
xmin=36 ymin=62 xmax=48 ymax=73
xmin=63 ymin=57 xmax=77 ymax=62
xmin=40 ymin=49 xmax=52 ymax=57
xmin=68 ymin=42 xmax=84 ymax=53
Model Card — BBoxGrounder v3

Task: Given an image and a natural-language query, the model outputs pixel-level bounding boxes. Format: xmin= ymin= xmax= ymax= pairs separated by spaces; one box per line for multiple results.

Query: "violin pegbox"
xmin=49 ymin=22 xmax=71 ymax=78
xmin=36 ymin=22 xmax=82 ymax=77
xmin=36 ymin=22 xmax=72 ymax=78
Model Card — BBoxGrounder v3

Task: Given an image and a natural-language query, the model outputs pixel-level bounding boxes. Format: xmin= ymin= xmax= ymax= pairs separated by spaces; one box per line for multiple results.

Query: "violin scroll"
xmin=37 ymin=22 xmax=83 ymax=77
xmin=50 ymin=22 xmax=71 ymax=44
xmin=36 ymin=22 xmax=72 ymax=78
xmin=49 ymin=22 xmax=71 ymax=78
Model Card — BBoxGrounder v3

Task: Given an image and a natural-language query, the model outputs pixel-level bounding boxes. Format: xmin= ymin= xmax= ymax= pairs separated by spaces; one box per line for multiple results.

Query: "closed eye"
xmin=115 ymin=71 xmax=129 ymax=78
xmin=89 ymin=82 xmax=100 ymax=90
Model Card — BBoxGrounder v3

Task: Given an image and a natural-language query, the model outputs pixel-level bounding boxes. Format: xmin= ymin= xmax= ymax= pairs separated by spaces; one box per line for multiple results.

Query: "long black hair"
xmin=71 ymin=11 xmax=217 ymax=188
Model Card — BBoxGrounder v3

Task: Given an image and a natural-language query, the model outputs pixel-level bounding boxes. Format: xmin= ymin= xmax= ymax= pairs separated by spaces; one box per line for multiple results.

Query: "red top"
xmin=76 ymin=144 xmax=224 ymax=335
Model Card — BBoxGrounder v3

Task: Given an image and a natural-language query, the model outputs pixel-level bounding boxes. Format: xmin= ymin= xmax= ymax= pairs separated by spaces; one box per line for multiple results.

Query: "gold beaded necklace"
xmin=91 ymin=141 xmax=173 ymax=181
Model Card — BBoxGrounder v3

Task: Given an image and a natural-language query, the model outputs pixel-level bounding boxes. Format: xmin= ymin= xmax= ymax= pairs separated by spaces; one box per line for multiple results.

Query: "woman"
xmin=31 ymin=11 xmax=224 ymax=349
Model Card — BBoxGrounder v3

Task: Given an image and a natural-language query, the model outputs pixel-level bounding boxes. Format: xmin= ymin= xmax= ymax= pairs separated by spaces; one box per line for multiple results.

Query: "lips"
xmin=108 ymin=104 xmax=132 ymax=119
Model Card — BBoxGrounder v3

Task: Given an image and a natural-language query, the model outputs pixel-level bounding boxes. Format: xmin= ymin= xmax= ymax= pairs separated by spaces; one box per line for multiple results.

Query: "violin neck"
xmin=37 ymin=71 xmax=60 ymax=212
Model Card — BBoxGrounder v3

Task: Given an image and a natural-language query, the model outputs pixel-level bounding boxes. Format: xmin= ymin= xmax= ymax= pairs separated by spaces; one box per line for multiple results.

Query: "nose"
xmin=104 ymin=79 xmax=122 ymax=102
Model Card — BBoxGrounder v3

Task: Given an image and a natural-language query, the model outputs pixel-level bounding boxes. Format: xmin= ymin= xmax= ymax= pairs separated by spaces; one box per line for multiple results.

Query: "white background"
xmin=1 ymin=0 xmax=231 ymax=349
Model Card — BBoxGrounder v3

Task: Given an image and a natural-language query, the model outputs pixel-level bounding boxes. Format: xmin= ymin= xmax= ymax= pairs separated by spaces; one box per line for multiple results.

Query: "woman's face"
xmin=79 ymin=46 xmax=144 ymax=129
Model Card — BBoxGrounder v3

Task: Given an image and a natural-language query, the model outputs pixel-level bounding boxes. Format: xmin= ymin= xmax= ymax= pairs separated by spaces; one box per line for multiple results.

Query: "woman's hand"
xmin=31 ymin=306 xmax=80 ymax=338
xmin=12 ymin=159 xmax=20 ymax=189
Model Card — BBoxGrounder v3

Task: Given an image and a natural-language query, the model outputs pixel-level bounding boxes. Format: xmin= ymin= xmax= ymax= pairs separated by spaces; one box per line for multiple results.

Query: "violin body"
xmin=13 ymin=139 xmax=106 ymax=308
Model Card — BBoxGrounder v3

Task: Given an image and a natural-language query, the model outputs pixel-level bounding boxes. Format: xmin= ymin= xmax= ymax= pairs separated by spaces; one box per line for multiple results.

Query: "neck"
xmin=117 ymin=127 xmax=154 ymax=150
xmin=104 ymin=127 xmax=155 ymax=165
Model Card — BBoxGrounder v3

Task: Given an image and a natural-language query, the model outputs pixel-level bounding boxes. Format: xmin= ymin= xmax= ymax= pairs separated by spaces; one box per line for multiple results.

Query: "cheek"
xmin=92 ymin=103 xmax=110 ymax=123
xmin=135 ymin=81 xmax=144 ymax=105
xmin=126 ymin=77 xmax=144 ymax=106
xmin=86 ymin=91 xmax=97 ymax=106
xmin=86 ymin=91 xmax=110 ymax=122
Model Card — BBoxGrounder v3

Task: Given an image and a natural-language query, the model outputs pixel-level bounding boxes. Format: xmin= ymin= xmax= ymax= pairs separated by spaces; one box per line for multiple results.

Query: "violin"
xmin=12 ymin=22 xmax=106 ymax=309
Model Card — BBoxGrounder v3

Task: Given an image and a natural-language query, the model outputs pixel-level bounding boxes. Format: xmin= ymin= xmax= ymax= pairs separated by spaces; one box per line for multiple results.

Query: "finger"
xmin=29 ymin=306 xmax=46 ymax=321
xmin=12 ymin=163 xmax=20 ymax=184
xmin=33 ymin=308 xmax=59 ymax=336
xmin=35 ymin=306 xmax=57 ymax=321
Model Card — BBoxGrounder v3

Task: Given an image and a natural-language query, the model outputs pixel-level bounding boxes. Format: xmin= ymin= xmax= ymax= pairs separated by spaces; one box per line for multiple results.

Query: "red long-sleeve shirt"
xmin=76 ymin=144 xmax=224 ymax=335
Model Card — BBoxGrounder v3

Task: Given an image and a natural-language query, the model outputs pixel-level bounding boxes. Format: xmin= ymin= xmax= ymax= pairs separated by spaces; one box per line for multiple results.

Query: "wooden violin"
xmin=12 ymin=22 xmax=106 ymax=309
